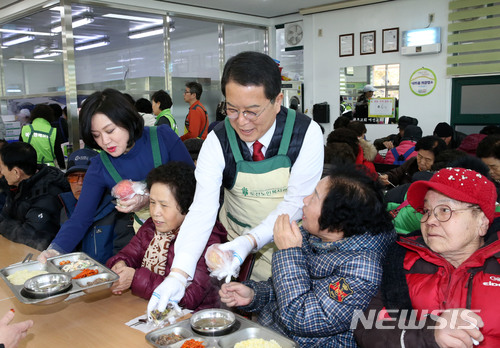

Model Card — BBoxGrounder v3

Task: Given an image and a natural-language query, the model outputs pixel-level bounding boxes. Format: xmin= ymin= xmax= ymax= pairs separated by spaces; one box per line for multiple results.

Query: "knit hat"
xmin=402 ymin=125 xmax=422 ymax=142
xmin=398 ymin=116 xmax=418 ymax=130
xmin=66 ymin=148 xmax=98 ymax=175
xmin=434 ymin=122 xmax=453 ymax=138
xmin=407 ymin=167 xmax=497 ymax=223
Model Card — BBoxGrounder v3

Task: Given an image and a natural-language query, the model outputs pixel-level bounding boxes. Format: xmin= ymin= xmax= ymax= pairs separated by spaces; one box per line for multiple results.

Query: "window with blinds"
xmin=447 ymin=0 xmax=500 ymax=76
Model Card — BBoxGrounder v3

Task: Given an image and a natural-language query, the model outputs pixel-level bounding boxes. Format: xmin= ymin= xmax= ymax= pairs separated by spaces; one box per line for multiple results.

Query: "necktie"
xmin=252 ymin=141 xmax=265 ymax=161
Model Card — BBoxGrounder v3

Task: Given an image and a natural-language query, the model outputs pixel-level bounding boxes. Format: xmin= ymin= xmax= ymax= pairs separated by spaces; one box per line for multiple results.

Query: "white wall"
xmin=302 ymin=0 xmax=450 ymax=142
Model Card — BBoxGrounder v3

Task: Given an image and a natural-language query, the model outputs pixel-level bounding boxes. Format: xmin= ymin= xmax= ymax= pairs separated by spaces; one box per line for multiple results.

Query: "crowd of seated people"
xmin=1 ymin=54 xmax=500 ymax=347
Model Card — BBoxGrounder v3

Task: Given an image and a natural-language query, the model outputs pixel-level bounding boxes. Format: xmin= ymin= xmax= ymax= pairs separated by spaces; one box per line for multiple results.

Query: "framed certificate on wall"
xmin=382 ymin=27 xmax=399 ymax=53
xmin=360 ymin=30 xmax=376 ymax=55
xmin=339 ymin=33 xmax=354 ymax=57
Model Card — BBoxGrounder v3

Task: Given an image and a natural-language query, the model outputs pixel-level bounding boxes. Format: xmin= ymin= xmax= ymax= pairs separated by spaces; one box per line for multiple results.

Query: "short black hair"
xmin=477 ymin=135 xmax=500 ymax=159
xmin=135 ymin=98 xmax=153 ymax=114
xmin=79 ymin=89 xmax=144 ymax=150
xmin=415 ymin=135 xmax=447 ymax=157
xmin=151 ymin=90 xmax=173 ymax=110
xmin=319 ymin=161 xmax=393 ymax=237
xmin=183 ymin=138 xmax=204 ymax=162
xmin=480 ymin=125 xmax=500 ymax=136
xmin=324 ymin=144 xmax=355 ymax=165
xmin=326 ymin=128 xmax=359 ymax=157
xmin=333 ymin=116 xmax=351 ymax=130
xmin=49 ymin=104 xmax=63 ymax=118
xmin=123 ymin=93 xmax=135 ymax=106
xmin=0 ymin=142 xmax=37 ymax=176
xmin=30 ymin=104 xmax=54 ymax=123
xmin=431 ymin=149 xmax=468 ymax=171
xmin=346 ymin=121 xmax=367 ymax=137
xmin=215 ymin=101 xmax=226 ymax=122
xmin=221 ymin=51 xmax=281 ymax=102
xmin=146 ymin=162 xmax=195 ymax=215
xmin=185 ymin=82 xmax=202 ymax=100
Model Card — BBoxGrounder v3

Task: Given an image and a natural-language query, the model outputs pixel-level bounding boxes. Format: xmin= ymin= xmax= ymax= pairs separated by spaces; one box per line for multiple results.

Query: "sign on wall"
xmin=368 ymin=97 xmax=395 ymax=118
xmin=409 ymin=67 xmax=437 ymax=96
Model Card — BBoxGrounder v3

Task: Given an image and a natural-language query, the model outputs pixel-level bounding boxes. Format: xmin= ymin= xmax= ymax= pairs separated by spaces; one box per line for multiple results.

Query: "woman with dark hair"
xmin=220 ymin=162 xmax=395 ymax=346
xmin=379 ymin=135 xmax=447 ymax=187
xmin=39 ymin=88 xmax=193 ymax=261
xmin=20 ymin=104 xmax=66 ymax=169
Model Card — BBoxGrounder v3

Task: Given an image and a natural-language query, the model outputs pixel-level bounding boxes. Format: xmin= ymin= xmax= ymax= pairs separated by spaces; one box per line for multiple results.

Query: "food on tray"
xmin=194 ymin=317 xmax=232 ymax=328
xmin=180 ymin=339 xmax=205 ymax=348
xmin=72 ymin=269 xmax=98 ymax=279
xmin=85 ymin=278 xmax=107 ymax=287
xmin=61 ymin=260 xmax=94 ymax=272
xmin=234 ymin=338 xmax=282 ymax=348
xmin=154 ymin=333 xmax=184 ymax=345
xmin=7 ymin=270 xmax=49 ymax=285
xmin=59 ymin=260 xmax=71 ymax=266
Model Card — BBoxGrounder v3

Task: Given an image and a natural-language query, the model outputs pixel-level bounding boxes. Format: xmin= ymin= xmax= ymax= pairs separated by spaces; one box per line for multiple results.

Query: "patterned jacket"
xmin=240 ymin=224 xmax=395 ymax=347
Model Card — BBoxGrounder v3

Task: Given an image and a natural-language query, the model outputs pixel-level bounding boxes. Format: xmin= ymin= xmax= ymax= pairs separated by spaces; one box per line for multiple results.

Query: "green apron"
xmin=219 ymin=108 xmax=296 ymax=281
xmin=100 ymin=127 xmax=162 ymax=232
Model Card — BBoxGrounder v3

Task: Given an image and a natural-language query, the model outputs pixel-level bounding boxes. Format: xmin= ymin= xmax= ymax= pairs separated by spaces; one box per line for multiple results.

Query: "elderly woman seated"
xmin=355 ymin=167 xmax=500 ymax=347
xmin=220 ymin=163 xmax=395 ymax=347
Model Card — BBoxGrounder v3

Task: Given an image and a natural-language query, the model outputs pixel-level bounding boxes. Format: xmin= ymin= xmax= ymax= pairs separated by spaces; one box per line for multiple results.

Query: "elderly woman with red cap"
xmin=355 ymin=167 xmax=500 ymax=348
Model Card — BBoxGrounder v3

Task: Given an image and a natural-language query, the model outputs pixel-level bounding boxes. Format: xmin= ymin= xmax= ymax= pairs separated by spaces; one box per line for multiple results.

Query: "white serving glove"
xmin=115 ymin=193 xmax=150 ymax=213
xmin=37 ymin=249 xmax=60 ymax=264
xmin=147 ymin=272 xmax=187 ymax=320
xmin=218 ymin=235 xmax=255 ymax=279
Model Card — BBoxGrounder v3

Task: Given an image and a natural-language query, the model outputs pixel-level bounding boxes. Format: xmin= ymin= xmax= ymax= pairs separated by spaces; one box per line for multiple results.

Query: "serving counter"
xmin=0 ymin=235 xmax=149 ymax=347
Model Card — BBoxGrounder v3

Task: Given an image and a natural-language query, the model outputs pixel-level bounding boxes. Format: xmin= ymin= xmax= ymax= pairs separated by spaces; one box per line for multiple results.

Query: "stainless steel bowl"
xmin=22 ymin=273 xmax=72 ymax=298
xmin=190 ymin=309 xmax=236 ymax=335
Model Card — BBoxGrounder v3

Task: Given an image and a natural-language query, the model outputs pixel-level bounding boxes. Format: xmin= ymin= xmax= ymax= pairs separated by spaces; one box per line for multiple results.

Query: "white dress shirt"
xmin=172 ymin=118 xmax=324 ymax=278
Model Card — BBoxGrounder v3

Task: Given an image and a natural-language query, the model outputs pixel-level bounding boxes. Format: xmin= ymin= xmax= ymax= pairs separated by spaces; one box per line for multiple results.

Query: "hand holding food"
xmin=147 ymin=271 xmax=187 ymax=321
xmin=204 ymin=244 xmax=237 ymax=282
xmin=112 ymin=180 xmax=149 ymax=213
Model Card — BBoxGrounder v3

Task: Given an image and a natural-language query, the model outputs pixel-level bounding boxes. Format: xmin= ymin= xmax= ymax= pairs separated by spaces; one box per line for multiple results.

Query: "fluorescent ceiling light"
xmin=6 ymin=88 xmax=22 ymax=93
xmin=51 ymin=14 xmax=94 ymax=33
xmin=0 ymin=28 xmax=53 ymax=36
xmin=3 ymin=35 xmax=35 ymax=46
xmin=9 ymin=57 xmax=54 ymax=62
xmin=129 ymin=27 xmax=163 ymax=39
xmin=75 ymin=38 xmax=110 ymax=51
xmin=103 ymin=13 xmax=163 ymax=23
xmin=34 ymin=52 xmax=61 ymax=59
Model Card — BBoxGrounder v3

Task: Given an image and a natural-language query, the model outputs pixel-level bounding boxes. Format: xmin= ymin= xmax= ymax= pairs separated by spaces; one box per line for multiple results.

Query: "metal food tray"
xmin=0 ymin=252 xmax=119 ymax=305
xmin=146 ymin=314 xmax=297 ymax=348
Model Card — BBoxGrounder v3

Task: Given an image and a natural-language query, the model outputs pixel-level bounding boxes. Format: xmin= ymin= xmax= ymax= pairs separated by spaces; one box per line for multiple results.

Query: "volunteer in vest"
xmin=147 ymin=51 xmax=323 ymax=316
xmin=21 ymin=104 xmax=66 ymax=169
xmin=355 ymin=167 xmax=500 ymax=348
xmin=151 ymin=90 xmax=178 ymax=134
xmin=180 ymin=81 xmax=208 ymax=141
xmin=37 ymin=88 xmax=193 ymax=262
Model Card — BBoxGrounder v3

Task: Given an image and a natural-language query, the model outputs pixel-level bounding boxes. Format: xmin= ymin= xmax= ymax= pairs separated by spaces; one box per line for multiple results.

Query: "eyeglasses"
xmin=67 ymin=173 xmax=85 ymax=183
xmin=415 ymin=204 xmax=480 ymax=223
xmin=183 ymin=90 xmax=193 ymax=94
xmin=224 ymin=101 xmax=272 ymax=121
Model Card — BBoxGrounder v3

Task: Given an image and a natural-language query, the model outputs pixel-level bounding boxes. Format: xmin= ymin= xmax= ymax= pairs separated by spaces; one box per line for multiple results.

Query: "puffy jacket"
xmin=382 ymin=140 xmax=417 ymax=165
xmin=59 ymin=191 xmax=134 ymax=264
xmin=0 ymin=165 xmax=70 ymax=250
xmin=385 ymin=156 xmax=420 ymax=186
xmin=355 ymin=218 xmax=500 ymax=348
xmin=107 ymin=218 xmax=227 ymax=311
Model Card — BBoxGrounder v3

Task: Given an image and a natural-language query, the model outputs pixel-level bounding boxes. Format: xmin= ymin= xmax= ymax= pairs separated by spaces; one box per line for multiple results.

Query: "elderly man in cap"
xmin=433 ymin=122 xmax=466 ymax=149
xmin=374 ymin=116 xmax=419 ymax=151
xmin=59 ymin=149 xmax=134 ymax=263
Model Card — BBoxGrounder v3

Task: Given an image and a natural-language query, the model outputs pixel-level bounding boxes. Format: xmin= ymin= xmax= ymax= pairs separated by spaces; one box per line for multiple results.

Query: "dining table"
xmin=0 ymin=235 xmax=155 ymax=347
